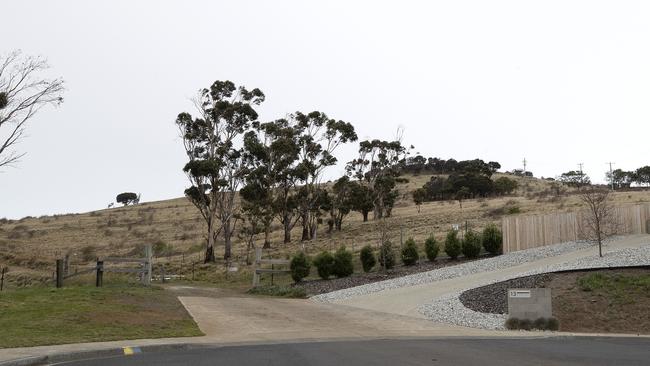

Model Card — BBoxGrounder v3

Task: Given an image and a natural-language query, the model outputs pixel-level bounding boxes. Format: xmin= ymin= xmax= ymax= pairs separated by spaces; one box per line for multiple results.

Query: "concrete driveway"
xmin=334 ymin=235 xmax=650 ymax=318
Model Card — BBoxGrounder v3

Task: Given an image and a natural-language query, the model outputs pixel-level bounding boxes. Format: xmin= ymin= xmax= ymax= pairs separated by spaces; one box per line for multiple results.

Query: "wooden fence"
xmin=56 ymin=244 xmax=153 ymax=287
xmin=501 ymin=203 xmax=650 ymax=253
xmin=251 ymin=248 xmax=290 ymax=287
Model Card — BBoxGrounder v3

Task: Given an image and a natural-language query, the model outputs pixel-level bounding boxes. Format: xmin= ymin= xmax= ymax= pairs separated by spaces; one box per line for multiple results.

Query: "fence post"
xmin=252 ymin=248 xmax=262 ymax=287
xmin=0 ymin=267 xmax=6 ymax=291
xmin=143 ymin=244 xmax=152 ymax=286
xmin=95 ymin=260 xmax=103 ymax=287
xmin=56 ymin=259 xmax=64 ymax=288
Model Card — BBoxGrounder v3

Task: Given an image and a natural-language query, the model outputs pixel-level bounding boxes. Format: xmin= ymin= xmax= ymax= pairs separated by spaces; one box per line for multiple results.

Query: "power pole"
xmin=607 ymin=162 xmax=615 ymax=190
xmin=522 ymin=158 xmax=527 ymax=177
xmin=578 ymin=162 xmax=584 ymax=174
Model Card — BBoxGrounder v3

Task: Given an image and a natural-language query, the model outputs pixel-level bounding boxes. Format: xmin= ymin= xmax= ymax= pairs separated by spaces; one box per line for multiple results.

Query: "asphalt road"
xmin=58 ymin=337 xmax=650 ymax=366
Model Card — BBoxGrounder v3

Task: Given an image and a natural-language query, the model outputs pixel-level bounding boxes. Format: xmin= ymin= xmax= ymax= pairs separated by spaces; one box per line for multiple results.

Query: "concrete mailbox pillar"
xmin=507 ymin=288 xmax=552 ymax=320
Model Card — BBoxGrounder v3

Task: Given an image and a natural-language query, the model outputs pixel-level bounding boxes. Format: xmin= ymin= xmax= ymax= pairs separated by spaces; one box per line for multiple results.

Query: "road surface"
xmin=57 ymin=337 xmax=650 ymax=366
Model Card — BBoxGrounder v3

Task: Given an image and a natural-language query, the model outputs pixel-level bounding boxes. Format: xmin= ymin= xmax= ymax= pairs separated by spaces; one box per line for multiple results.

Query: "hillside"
xmin=1 ymin=173 xmax=649 ymax=287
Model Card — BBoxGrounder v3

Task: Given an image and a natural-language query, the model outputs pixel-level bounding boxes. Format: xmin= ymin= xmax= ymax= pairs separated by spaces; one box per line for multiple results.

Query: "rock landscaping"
xmin=312 ymin=240 xmax=594 ymax=302
xmin=419 ymin=245 xmax=650 ymax=330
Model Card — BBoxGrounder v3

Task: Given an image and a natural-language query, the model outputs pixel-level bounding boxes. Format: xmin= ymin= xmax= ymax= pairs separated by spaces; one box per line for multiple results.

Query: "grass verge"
xmin=247 ymin=285 xmax=306 ymax=298
xmin=577 ymin=272 xmax=650 ymax=304
xmin=0 ymin=284 xmax=203 ymax=348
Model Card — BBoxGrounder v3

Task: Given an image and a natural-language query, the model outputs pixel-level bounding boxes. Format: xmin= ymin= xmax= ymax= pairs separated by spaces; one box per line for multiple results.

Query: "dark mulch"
xmin=297 ymin=254 xmax=492 ymax=296
xmin=459 ymin=273 xmax=552 ymax=314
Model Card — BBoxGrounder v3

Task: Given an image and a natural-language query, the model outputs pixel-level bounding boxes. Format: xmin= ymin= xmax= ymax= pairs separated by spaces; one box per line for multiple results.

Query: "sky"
xmin=2 ymin=0 xmax=650 ymax=219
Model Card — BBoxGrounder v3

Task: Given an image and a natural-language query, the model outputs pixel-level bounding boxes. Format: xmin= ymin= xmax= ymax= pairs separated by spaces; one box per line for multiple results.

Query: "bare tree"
xmin=579 ymin=187 xmax=621 ymax=257
xmin=0 ymin=51 xmax=64 ymax=168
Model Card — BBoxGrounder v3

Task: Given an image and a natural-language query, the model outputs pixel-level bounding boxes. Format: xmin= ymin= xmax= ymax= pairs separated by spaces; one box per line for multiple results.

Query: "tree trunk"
xmin=263 ymin=224 xmax=271 ymax=249
xmin=362 ymin=211 xmax=369 ymax=222
xmin=335 ymin=216 xmax=343 ymax=231
xmin=283 ymin=215 xmax=292 ymax=243
xmin=301 ymin=212 xmax=310 ymax=241
xmin=223 ymin=218 xmax=232 ymax=260
xmin=205 ymin=219 xmax=216 ymax=263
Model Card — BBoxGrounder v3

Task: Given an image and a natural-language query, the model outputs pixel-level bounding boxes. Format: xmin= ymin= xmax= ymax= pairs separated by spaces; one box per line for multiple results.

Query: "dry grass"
xmin=1 ymin=173 xmax=649 ymax=287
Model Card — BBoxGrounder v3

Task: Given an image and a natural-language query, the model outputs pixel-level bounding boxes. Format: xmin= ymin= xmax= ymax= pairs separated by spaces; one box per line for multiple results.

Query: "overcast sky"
xmin=2 ymin=0 xmax=649 ymax=219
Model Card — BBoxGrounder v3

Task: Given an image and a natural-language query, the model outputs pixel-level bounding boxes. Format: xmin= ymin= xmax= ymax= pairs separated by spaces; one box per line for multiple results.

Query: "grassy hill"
xmin=1 ymin=173 xmax=649 ymax=288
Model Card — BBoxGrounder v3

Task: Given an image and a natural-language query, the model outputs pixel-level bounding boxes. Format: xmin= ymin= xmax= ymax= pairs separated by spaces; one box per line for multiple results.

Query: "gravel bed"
xmin=311 ymin=240 xmax=593 ymax=302
xmin=419 ymin=245 xmax=650 ymax=330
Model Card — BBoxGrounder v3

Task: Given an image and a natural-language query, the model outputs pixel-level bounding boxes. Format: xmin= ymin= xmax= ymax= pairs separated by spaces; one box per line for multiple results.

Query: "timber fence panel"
xmin=501 ymin=203 xmax=650 ymax=253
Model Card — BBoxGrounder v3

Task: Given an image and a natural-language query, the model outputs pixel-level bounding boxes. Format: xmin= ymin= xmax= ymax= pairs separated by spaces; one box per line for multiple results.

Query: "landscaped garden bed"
xmin=459 ymin=267 xmax=650 ymax=334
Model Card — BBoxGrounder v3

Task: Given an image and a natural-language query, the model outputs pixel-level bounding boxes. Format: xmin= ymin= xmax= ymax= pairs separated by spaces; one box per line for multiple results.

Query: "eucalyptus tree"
xmin=0 ymin=51 xmax=64 ymax=168
xmin=346 ymin=139 xmax=409 ymax=219
xmin=292 ymin=111 xmax=357 ymax=241
xmin=322 ymin=176 xmax=356 ymax=232
xmin=176 ymin=80 xmax=264 ymax=262
xmin=242 ymin=118 xmax=301 ymax=246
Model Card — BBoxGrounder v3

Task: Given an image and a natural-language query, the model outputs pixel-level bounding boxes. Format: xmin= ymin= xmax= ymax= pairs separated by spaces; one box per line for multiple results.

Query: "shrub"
xmin=424 ymin=236 xmax=439 ymax=262
xmin=290 ymin=252 xmax=311 ymax=283
xmin=461 ymin=230 xmax=482 ymax=259
xmin=401 ymin=238 xmax=419 ymax=266
xmin=507 ymin=205 xmax=520 ymax=215
xmin=80 ymin=245 xmax=97 ymax=262
xmin=546 ymin=317 xmax=560 ymax=331
xmin=506 ymin=317 xmax=560 ymax=331
xmin=444 ymin=230 xmax=461 ymax=260
xmin=505 ymin=317 xmax=520 ymax=330
xmin=518 ymin=319 xmax=532 ymax=330
xmin=313 ymin=251 xmax=335 ymax=279
xmin=378 ymin=240 xmax=396 ymax=270
xmin=332 ymin=246 xmax=354 ymax=278
xmin=152 ymin=240 xmax=174 ymax=257
xmin=482 ymin=224 xmax=503 ymax=255
xmin=533 ymin=317 xmax=547 ymax=330
xmin=360 ymin=245 xmax=376 ymax=272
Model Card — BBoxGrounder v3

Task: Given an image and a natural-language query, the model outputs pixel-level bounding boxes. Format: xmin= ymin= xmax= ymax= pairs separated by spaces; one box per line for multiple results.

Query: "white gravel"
xmin=311 ymin=238 xmax=650 ymax=330
xmin=419 ymin=245 xmax=650 ymax=330
xmin=311 ymin=240 xmax=594 ymax=303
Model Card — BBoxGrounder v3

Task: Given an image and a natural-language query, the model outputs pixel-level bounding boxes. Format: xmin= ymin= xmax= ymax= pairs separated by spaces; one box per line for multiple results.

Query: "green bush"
xmin=505 ymin=317 xmax=520 ymax=330
xmin=378 ymin=240 xmax=396 ymax=270
xmin=289 ymin=252 xmax=311 ymax=283
xmin=401 ymin=238 xmax=419 ymax=266
xmin=461 ymin=230 xmax=482 ymax=259
xmin=332 ymin=246 xmax=354 ymax=278
xmin=518 ymin=319 xmax=532 ymax=330
xmin=482 ymin=224 xmax=503 ymax=255
xmin=444 ymin=230 xmax=461 ymax=260
xmin=546 ymin=317 xmax=560 ymax=331
xmin=533 ymin=317 xmax=547 ymax=330
xmin=360 ymin=245 xmax=376 ymax=273
xmin=424 ymin=235 xmax=439 ymax=262
xmin=312 ymin=251 xmax=335 ymax=279
xmin=506 ymin=317 xmax=560 ymax=331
